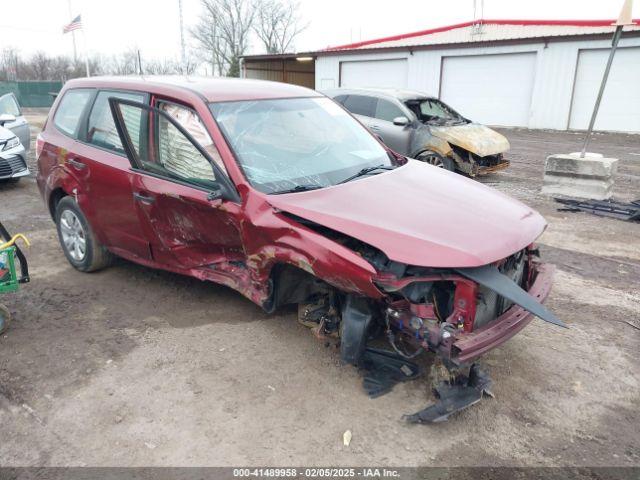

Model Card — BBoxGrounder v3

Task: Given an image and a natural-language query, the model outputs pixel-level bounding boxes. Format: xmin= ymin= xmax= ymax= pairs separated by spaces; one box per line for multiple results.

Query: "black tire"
xmin=0 ymin=177 xmax=21 ymax=185
xmin=55 ymin=196 xmax=113 ymax=272
xmin=416 ymin=151 xmax=456 ymax=171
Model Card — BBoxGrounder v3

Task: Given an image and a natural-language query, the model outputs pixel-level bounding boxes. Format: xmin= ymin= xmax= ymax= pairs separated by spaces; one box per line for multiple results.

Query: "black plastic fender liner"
xmin=340 ymin=295 xmax=374 ymax=365
xmin=454 ymin=264 xmax=566 ymax=328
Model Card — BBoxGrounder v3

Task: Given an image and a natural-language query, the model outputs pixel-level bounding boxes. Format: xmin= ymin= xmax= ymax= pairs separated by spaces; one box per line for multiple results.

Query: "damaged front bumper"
xmin=375 ymin=258 xmax=558 ymax=367
xmin=451 ymin=262 xmax=555 ymax=364
xmin=452 ymin=150 xmax=510 ymax=177
xmin=475 ymin=159 xmax=510 ymax=176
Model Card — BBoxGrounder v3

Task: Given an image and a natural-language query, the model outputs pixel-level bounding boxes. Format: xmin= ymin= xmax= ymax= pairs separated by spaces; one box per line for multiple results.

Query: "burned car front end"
xmin=405 ymin=97 xmax=511 ymax=176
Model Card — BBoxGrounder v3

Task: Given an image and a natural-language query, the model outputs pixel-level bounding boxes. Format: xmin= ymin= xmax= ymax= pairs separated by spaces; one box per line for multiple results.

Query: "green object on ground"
xmin=0 ymin=246 xmax=19 ymax=294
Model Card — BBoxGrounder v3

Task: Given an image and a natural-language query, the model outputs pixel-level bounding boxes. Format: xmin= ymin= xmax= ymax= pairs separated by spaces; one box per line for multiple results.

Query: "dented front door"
xmin=110 ymin=98 xmax=244 ymax=270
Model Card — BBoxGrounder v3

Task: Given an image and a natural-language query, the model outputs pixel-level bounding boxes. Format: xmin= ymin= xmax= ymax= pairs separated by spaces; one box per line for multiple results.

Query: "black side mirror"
xmin=207 ymin=182 xmax=224 ymax=201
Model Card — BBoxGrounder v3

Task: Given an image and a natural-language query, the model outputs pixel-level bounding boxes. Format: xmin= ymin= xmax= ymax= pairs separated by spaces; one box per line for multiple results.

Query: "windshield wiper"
xmin=338 ymin=164 xmax=394 ymax=185
xmin=272 ymin=184 xmax=324 ymax=195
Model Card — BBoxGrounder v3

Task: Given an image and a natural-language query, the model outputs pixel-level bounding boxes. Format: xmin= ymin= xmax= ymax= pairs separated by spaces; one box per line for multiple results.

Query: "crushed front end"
xmin=372 ymin=246 xmax=556 ymax=366
xmin=450 ymin=146 xmax=510 ymax=177
xmin=296 ymin=240 xmax=561 ymax=422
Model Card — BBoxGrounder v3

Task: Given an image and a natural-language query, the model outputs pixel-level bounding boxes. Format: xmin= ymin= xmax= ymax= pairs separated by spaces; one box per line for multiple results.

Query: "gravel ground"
xmin=0 ymin=111 xmax=638 ymax=467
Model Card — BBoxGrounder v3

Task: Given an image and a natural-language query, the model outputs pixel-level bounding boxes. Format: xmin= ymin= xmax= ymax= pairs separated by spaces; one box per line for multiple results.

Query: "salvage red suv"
xmin=37 ymin=77 xmax=563 ymax=422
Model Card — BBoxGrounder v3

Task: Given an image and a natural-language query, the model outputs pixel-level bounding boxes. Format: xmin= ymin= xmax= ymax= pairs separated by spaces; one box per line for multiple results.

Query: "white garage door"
xmin=440 ymin=52 xmax=537 ymax=127
xmin=340 ymin=59 xmax=408 ymax=88
xmin=569 ymin=47 xmax=640 ymax=133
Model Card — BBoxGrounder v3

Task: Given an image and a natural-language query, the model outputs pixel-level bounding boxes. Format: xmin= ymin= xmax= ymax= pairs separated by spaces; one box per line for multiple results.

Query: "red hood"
xmin=266 ymin=160 xmax=546 ymax=268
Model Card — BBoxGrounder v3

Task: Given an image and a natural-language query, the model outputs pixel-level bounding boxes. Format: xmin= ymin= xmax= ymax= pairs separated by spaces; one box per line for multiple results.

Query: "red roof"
xmin=325 ymin=19 xmax=640 ymax=52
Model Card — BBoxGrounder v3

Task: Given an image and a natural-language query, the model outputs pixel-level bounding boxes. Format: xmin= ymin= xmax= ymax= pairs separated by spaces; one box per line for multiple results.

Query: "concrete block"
xmin=541 ymin=153 xmax=618 ymax=200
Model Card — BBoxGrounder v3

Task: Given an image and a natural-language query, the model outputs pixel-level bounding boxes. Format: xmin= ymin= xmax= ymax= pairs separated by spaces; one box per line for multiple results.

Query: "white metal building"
xmin=243 ymin=19 xmax=640 ymax=132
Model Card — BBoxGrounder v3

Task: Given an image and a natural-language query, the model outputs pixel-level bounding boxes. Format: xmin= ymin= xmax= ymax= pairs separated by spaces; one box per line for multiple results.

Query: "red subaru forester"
xmin=37 ymin=76 xmax=562 ymax=422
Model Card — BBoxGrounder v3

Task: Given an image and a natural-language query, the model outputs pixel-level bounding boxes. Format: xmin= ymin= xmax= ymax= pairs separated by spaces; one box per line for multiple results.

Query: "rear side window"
xmin=342 ymin=95 xmax=376 ymax=117
xmin=87 ymin=90 xmax=145 ymax=154
xmin=375 ymin=99 xmax=405 ymax=123
xmin=332 ymin=95 xmax=347 ymax=104
xmin=53 ymin=89 xmax=93 ymax=137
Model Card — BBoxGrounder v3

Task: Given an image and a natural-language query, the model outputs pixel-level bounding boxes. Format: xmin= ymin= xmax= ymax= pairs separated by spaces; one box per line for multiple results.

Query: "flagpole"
xmin=67 ymin=0 xmax=77 ymax=63
xmin=82 ymin=30 xmax=90 ymax=77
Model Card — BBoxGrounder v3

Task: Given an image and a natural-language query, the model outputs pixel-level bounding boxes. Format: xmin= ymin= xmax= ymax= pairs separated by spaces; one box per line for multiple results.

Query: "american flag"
xmin=63 ymin=15 xmax=82 ymax=34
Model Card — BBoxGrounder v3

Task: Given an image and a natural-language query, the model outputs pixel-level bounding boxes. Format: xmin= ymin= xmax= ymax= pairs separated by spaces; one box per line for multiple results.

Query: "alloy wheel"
xmin=421 ymin=153 xmax=445 ymax=168
xmin=60 ymin=210 xmax=87 ymax=261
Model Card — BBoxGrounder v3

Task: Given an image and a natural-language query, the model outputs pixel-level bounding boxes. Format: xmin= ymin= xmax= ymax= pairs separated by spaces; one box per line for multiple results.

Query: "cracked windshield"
xmin=211 ymin=97 xmax=394 ymax=194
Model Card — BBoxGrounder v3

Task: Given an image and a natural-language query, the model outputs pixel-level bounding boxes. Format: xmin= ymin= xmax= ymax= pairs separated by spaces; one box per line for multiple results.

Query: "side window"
xmin=53 ymin=89 xmax=93 ymax=137
xmin=332 ymin=95 xmax=347 ymax=104
xmin=112 ymin=100 xmax=221 ymax=189
xmin=342 ymin=95 xmax=376 ymax=117
xmin=375 ymin=99 xmax=405 ymax=123
xmin=157 ymin=101 xmax=227 ymax=176
xmin=87 ymin=90 xmax=145 ymax=154
xmin=0 ymin=94 xmax=21 ymax=116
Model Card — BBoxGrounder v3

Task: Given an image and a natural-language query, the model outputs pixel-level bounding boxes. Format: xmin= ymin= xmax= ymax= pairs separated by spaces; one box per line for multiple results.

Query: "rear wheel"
xmin=417 ymin=151 xmax=455 ymax=171
xmin=55 ymin=197 xmax=113 ymax=272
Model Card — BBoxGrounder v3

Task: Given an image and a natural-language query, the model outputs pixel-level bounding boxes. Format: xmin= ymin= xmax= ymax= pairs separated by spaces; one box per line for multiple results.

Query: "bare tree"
xmin=109 ymin=49 xmax=139 ymax=76
xmin=0 ymin=47 xmax=20 ymax=81
xmin=190 ymin=7 xmax=227 ymax=76
xmin=191 ymin=0 xmax=257 ymax=77
xmin=254 ymin=0 xmax=306 ymax=54
xmin=28 ymin=51 xmax=53 ymax=80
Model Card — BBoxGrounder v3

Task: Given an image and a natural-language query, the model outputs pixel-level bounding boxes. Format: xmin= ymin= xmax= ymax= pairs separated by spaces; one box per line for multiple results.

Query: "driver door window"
xmin=374 ymin=99 xmax=405 ymax=123
xmin=115 ymin=101 xmax=222 ymax=189
xmin=157 ymin=101 xmax=227 ymax=176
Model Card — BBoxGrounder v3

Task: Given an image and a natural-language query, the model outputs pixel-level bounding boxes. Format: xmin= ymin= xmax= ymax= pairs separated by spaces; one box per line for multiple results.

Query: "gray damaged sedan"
xmin=326 ymin=88 xmax=510 ymax=177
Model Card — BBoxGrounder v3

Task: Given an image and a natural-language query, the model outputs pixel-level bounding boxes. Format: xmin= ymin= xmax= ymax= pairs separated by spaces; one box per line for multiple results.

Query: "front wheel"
xmin=55 ymin=197 xmax=113 ymax=272
xmin=416 ymin=151 xmax=455 ymax=171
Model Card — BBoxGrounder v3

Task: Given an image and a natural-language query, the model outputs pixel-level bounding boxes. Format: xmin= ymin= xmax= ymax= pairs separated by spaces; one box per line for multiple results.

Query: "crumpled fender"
xmin=410 ymin=128 xmax=453 ymax=158
xmin=241 ymin=190 xmax=383 ymax=301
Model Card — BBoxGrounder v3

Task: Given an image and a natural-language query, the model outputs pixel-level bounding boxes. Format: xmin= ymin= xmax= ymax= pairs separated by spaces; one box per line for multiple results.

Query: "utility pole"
xmin=580 ymin=0 xmax=634 ymax=158
xmin=67 ymin=0 xmax=78 ymax=63
xmin=178 ymin=0 xmax=187 ymax=73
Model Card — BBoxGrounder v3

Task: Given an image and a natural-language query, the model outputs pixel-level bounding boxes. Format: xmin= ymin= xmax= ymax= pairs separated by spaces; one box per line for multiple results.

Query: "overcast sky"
xmin=1 ymin=0 xmax=636 ymax=62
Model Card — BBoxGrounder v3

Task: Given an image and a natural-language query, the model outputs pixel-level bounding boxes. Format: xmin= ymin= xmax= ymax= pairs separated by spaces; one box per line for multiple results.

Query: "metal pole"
xmin=178 ymin=0 xmax=187 ymax=73
xmin=580 ymin=25 xmax=623 ymax=158
xmin=82 ymin=30 xmax=90 ymax=77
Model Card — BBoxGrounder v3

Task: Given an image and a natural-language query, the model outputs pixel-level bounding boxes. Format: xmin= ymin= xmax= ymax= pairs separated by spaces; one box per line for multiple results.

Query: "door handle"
xmin=67 ymin=158 xmax=86 ymax=170
xmin=369 ymin=124 xmax=381 ymax=131
xmin=133 ymin=192 xmax=155 ymax=205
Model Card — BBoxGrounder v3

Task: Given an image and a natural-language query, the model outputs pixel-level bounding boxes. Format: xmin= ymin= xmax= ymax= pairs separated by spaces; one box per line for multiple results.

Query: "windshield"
xmin=405 ymin=98 xmax=467 ymax=126
xmin=210 ymin=97 xmax=393 ymax=194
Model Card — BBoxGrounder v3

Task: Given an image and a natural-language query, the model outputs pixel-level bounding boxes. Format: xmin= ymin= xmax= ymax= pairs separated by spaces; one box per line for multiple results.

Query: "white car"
xmin=0 ymin=118 xmax=29 ymax=183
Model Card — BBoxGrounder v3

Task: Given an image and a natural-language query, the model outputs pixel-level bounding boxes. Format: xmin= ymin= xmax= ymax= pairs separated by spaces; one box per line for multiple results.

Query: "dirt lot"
xmin=0 ymin=110 xmax=638 ymax=467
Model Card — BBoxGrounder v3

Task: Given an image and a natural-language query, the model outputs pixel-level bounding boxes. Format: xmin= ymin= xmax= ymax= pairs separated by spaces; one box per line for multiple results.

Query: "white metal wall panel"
xmin=340 ymin=59 xmax=408 ymax=88
xmin=315 ymin=36 xmax=640 ymax=131
xmin=440 ymin=52 xmax=537 ymax=127
xmin=569 ymin=47 xmax=640 ymax=132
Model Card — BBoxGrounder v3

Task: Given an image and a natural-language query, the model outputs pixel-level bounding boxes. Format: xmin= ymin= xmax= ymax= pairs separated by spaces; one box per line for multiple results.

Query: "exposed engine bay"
xmin=283 ymin=215 xmax=563 ymax=422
